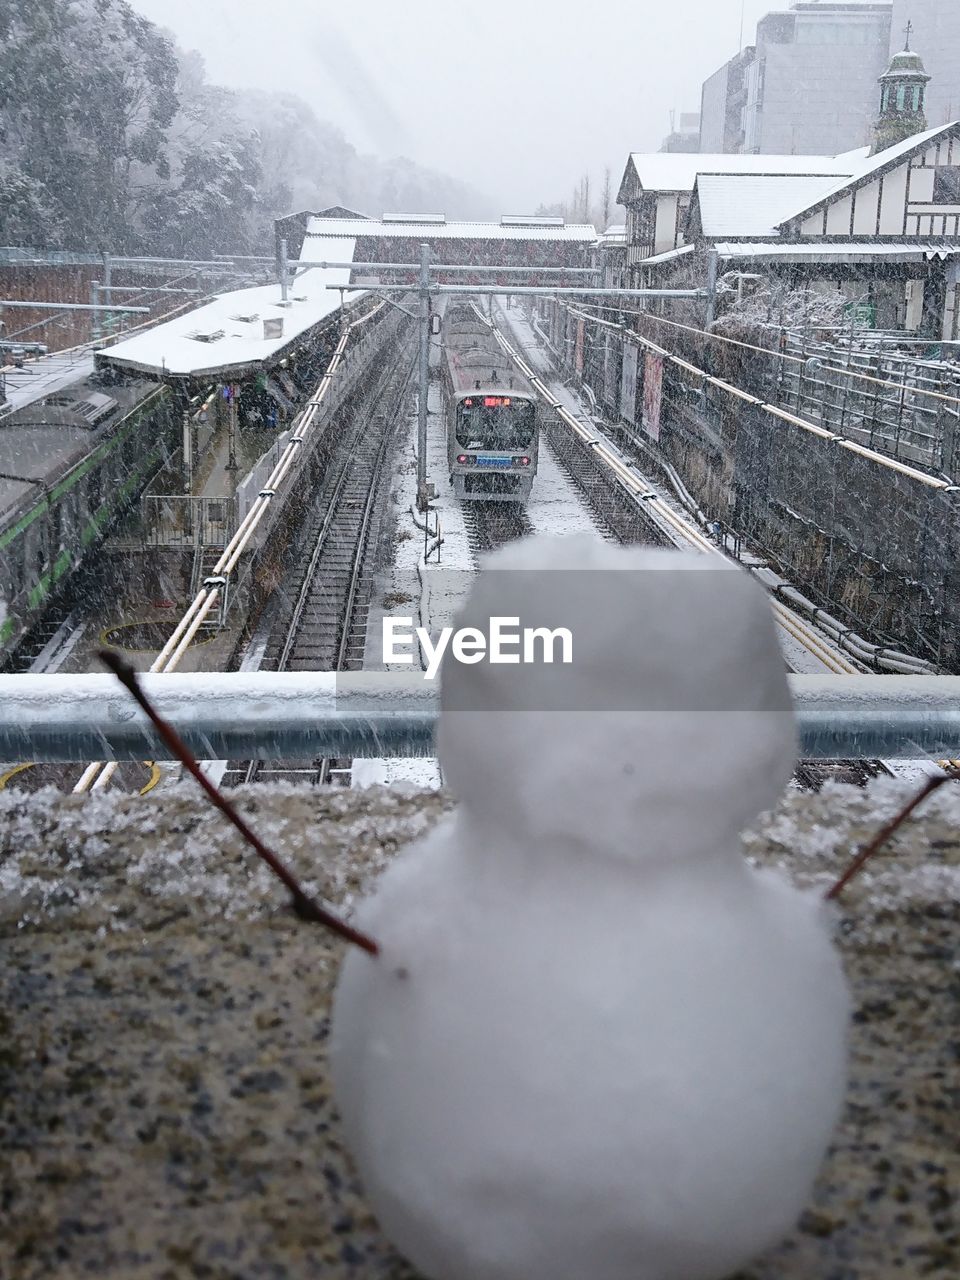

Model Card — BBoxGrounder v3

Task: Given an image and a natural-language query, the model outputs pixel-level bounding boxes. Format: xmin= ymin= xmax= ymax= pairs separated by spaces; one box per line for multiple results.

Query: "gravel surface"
xmin=1 ymin=779 xmax=958 ymax=1279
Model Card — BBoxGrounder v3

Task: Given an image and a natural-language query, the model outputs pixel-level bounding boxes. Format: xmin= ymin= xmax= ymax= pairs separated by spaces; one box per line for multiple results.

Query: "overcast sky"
xmin=131 ymin=0 xmax=777 ymax=212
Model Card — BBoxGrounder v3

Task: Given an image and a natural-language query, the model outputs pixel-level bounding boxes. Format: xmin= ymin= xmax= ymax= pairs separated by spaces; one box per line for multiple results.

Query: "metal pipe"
xmin=0 ymin=299 xmax=150 ymax=313
xmin=90 ymin=280 xmax=100 ymax=342
xmin=94 ymin=285 xmax=201 ymax=294
xmin=705 ymin=248 xmax=719 ymax=327
xmin=328 ymin=286 xmax=707 ymax=299
xmin=2 ymin=673 xmax=959 ymax=762
xmin=280 ymin=237 xmax=289 ymax=304
xmin=234 ymin=255 xmax=599 ymax=275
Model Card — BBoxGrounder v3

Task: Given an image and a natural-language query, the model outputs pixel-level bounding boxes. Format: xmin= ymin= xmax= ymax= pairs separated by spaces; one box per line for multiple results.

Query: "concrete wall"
xmin=650 ymin=358 xmax=960 ymax=668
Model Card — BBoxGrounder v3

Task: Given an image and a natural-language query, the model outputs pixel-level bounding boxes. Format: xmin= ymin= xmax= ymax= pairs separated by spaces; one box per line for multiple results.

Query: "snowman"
xmin=331 ymin=534 xmax=849 ymax=1280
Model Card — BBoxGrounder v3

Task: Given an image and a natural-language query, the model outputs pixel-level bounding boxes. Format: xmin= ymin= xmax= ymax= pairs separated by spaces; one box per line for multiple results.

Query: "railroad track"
xmin=230 ymin=336 xmax=418 ymax=787
xmin=464 ymin=502 xmax=534 ymax=557
xmin=542 ymin=421 xmax=666 ymax=547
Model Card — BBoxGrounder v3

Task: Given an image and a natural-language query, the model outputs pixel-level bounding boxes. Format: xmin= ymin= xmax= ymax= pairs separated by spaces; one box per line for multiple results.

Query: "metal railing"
xmin=1 ymin=673 xmax=959 ymax=763
xmin=777 ymin=334 xmax=960 ymax=479
xmin=142 ymin=495 xmax=237 ymax=548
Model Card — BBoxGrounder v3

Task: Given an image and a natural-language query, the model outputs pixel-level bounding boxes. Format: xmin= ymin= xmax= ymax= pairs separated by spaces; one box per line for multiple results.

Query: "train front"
xmin=450 ymin=389 xmax=539 ymax=502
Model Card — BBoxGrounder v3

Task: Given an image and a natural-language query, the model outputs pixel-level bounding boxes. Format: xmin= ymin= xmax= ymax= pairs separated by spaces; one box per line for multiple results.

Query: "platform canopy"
xmin=97 ymin=238 xmax=355 ymax=381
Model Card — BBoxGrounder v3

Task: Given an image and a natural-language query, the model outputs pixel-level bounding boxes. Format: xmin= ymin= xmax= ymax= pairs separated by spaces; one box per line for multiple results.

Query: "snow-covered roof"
xmin=639 ymin=244 xmax=697 ymax=267
xmin=832 ymin=145 xmax=872 ymax=167
xmin=302 ymin=215 xmax=597 ymax=243
xmin=99 ymin=239 xmax=355 ymax=379
xmin=624 ymin=151 xmax=856 ymax=194
xmin=776 ymin=121 xmax=960 ymax=227
xmin=0 ymin=349 xmax=94 ymax=420
xmin=691 ymin=173 xmax=846 ymax=238
xmin=714 ymin=241 xmax=960 ymax=262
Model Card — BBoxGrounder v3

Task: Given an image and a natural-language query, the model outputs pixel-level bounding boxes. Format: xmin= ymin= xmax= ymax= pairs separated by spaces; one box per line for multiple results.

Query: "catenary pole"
xmin=417 ymin=242 xmax=431 ymax=510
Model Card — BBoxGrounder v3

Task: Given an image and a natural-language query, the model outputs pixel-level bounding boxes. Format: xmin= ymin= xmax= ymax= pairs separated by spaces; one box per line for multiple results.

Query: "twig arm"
xmin=825 ymin=767 xmax=959 ymax=901
xmin=97 ymin=650 xmax=380 ymax=957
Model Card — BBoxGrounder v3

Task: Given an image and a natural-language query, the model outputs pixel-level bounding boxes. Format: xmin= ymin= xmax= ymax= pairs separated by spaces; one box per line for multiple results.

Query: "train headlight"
xmin=513 ymin=456 xmax=532 ymax=466
xmin=457 ymin=454 xmax=475 ymax=465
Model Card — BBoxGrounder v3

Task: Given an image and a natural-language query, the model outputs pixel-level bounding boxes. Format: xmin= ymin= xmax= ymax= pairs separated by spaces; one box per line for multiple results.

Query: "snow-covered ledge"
xmin=1 ymin=779 xmax=957 ymax=1278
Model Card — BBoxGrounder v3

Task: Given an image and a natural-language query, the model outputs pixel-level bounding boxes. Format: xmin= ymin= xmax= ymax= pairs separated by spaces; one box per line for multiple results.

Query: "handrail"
xmin=2 ymin=673 xmax=959 ymax=763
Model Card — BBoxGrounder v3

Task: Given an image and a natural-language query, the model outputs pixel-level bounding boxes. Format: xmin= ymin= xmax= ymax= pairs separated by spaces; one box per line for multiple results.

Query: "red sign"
xmin=642 ymin=353 xmax=664 ymax=442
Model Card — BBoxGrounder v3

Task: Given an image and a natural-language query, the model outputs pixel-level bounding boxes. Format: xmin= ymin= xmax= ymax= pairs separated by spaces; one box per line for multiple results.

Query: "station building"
xmin=620 ymin=46 xmax=960 ymax=341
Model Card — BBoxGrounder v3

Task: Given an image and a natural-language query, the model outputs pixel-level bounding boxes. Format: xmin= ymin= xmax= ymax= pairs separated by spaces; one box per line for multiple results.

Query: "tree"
xmin=0 ymin=0 xmax=178 ymax=249
xmin=713 ymin=275 xmax=860 ymax=336
xmin=0 ymin=0 xmax=490 ymax=256
xmin=141 ymin=133 xmax=261 ymax=259
xmin=0 ymin=162 xmax=59 ymax=245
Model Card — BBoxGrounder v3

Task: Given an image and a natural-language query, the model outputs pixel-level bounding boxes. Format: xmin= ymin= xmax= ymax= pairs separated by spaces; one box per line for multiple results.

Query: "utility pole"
xmin=226 ymin=385 xmax=238 ymax=473
xmin=705 ymin=248 xmax=719 ymax=327
xmin=279 ymin=238 xmax=290 ymax=305
xmin=416 ymin=242 xmax=431 ymax=511
xmin=90 ymin=280 xmax=101 ymax=342
xmin=182 ymin=407 xmax=193 ymax=491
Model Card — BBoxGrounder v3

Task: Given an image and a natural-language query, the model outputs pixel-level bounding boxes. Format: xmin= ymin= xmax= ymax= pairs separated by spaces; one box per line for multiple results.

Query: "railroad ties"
xmin=225 ymin=337 xmax=419 ymax=788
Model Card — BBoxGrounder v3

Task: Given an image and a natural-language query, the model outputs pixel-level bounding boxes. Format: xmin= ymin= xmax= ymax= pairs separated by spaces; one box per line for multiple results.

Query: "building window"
xmin=933 ymin=167 xmax=960 ymax=204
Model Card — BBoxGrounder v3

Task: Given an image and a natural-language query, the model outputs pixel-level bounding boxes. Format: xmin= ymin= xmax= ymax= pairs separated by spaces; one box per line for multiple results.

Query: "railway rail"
xmin=464 ymin=502 xmax=533 ymax=556
xmin=231 ymin=335 xmax=418 ymax=787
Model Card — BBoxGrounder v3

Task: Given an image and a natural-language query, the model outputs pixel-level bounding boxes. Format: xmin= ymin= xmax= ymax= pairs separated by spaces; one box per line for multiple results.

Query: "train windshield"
xmin=456 ymin=397 xmax=535 ymax=450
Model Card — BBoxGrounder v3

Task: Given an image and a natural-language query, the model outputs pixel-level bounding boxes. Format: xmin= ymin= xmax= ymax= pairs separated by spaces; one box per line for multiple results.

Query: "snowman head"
xmin=437 ymin=535 xmax=796 ymax=861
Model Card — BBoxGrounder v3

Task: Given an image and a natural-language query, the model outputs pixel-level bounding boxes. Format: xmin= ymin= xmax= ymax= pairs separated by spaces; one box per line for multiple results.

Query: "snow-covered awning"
xmin=714 ymin=242 xmax=960 ymax=264
xmin=302 ymin=215 xmax=597 ymax=244
xmin=98 ymin=237 xmax=357 ymax=380
xmin=638 ymin=244 xmax=697 ymax=267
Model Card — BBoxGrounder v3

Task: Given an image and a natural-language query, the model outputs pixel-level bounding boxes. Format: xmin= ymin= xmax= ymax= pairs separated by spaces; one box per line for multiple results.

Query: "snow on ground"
xmin=525 ymin=438 xmax=610 ymax=539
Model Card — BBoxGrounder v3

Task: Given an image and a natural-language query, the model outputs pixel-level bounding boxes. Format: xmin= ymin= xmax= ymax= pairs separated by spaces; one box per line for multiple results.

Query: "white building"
xmin=699 ymin=2 xmax=892 ymax=157
xmin=616 ymin=150 xmax=862 ymax=267
xmin=665 ymin=121 xmax=960 ymax=339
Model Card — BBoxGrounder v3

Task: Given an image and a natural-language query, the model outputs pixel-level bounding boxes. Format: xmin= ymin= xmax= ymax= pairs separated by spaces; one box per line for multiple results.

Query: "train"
xmin=442 ymin=304 xmax=540 ymax=502
xmin=0 ymin=368 xmax=176 ymax=667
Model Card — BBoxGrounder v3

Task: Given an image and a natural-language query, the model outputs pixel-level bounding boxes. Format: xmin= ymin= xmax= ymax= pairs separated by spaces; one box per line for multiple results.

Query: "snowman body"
xmin=331 ymin=537 xmax=849 ymax=1280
